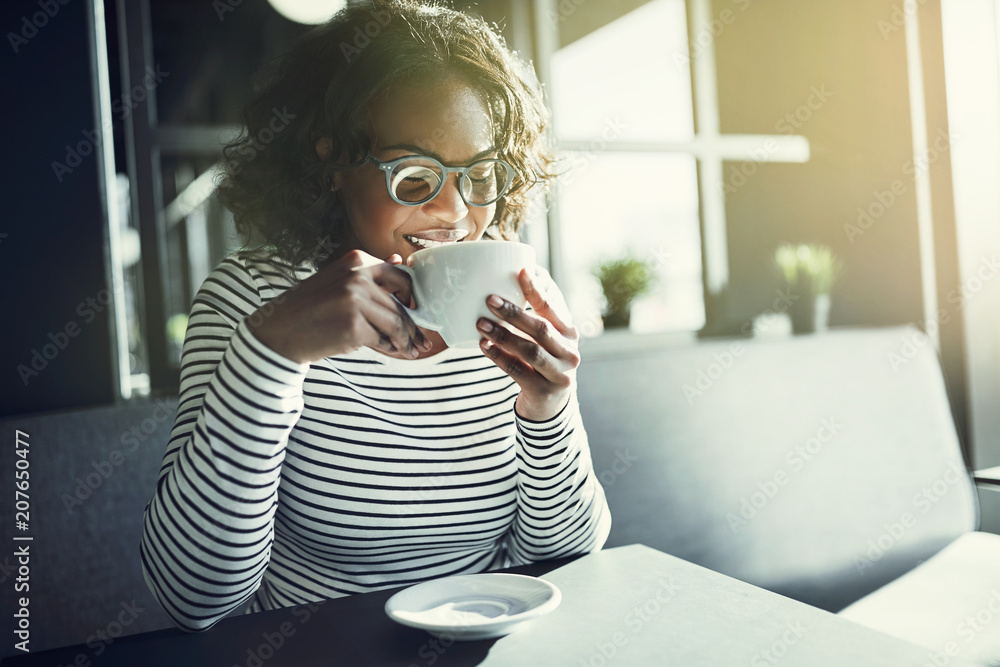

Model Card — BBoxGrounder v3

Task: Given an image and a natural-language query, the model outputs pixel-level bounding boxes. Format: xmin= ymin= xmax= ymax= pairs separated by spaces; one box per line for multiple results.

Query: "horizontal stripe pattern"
xmin=140 ymin=250 xmax=611 ymax=632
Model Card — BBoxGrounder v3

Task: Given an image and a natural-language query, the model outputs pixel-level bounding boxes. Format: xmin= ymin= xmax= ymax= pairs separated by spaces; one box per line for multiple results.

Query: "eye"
xmin=397 ymin=166 xmax=438 ymax=183
xmin=390 ymin=163 xmax=441 ymax=203
xmin=467 ymin=164 xmax=496 ymax=184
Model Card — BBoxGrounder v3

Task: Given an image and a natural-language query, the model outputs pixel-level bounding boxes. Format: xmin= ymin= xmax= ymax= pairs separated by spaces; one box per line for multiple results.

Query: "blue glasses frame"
xmin=367 ymin=154 xmax=515 ymax=207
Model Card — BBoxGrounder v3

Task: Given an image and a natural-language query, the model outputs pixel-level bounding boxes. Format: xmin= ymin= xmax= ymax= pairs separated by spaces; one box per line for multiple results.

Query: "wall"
xmin=1 ymin=0 xmax=116 ymax=416
xmin=712 ymin=0 xmax=968 ymax=452
xmin=940 ymin=0 xmax=1000 ymax=468
xmin=716 ymin=0 xmax=925 ymax=326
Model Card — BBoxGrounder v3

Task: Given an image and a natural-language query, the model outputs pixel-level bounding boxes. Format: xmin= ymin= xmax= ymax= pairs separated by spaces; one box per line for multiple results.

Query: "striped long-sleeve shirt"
xmin=140 ymin=250 xmax=612 ymax=632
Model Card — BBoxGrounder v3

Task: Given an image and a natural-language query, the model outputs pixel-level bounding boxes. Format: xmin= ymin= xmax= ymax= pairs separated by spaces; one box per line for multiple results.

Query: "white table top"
xmin=482 ymin=545 xmax=980 ymax=666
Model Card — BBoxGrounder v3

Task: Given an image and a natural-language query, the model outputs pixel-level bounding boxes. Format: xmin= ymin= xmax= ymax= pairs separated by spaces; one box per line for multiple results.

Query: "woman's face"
xmin=330 ymin=79 xmax=498 ymax=263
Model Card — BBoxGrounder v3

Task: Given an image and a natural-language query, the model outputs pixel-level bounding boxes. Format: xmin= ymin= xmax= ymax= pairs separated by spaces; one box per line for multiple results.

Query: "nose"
xmin=422 ymin=172 xmax=469 ymax=222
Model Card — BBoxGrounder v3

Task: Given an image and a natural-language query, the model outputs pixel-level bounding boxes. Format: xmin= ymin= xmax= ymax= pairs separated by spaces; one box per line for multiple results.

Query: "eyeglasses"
xmin=367 ymin=154 xmax=515 ymax=207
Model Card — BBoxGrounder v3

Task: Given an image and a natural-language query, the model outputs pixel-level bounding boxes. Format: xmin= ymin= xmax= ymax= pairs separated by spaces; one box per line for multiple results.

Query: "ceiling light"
xmin=266 ymin=0 xmax=347 ymax=25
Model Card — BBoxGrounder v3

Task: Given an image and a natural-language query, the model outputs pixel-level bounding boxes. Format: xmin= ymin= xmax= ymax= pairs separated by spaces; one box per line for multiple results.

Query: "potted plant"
xmin=774 ymin=243 xmax=842 ymax=334
xmin=593 ymin=254 xmax=656 ymax=330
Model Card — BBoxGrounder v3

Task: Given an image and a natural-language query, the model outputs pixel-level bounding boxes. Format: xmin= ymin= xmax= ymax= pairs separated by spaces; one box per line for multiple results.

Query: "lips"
xmin=403 ymin=228 xmax=468 ymax=249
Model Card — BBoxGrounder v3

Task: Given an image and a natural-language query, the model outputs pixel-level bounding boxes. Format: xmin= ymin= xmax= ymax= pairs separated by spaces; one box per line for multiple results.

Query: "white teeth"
xmin=404 ymin=235 xmax=458 ymax=249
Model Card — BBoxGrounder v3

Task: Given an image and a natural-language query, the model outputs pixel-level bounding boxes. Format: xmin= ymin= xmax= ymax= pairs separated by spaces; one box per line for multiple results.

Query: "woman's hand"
xmin=246 ymin=249 xmax=432 ymax=364
xmin=477 ymin=269 xmax=581 ymax=421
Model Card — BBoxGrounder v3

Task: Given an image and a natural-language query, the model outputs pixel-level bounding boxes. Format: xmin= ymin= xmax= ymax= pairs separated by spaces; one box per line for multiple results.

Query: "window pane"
xmin=558 ymin=153 xmax=705 ymax=334
xmin=550 ymin=0 xmax=695 ymax=143
xmin=160 ymin=157 xmax=241 ymax=368
xmin=113 ymin=173 xmax=151 ymax=395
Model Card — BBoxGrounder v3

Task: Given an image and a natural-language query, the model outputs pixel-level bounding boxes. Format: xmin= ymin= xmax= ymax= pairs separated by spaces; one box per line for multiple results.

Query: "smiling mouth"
xmin=403 ymin=230 xmax=468 ymax=249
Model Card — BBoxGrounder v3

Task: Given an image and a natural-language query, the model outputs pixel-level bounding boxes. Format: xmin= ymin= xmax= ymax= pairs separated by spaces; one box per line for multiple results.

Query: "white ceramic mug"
xmin=396 ymin=241 xmax=536 ymax=348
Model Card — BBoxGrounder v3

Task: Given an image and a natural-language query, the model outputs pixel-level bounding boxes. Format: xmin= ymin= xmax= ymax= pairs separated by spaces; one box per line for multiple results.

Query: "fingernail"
xmin=487 ymin=295 xmax=503 ymax=308
xmin=477 ymin=319 xmax=494 ymax=333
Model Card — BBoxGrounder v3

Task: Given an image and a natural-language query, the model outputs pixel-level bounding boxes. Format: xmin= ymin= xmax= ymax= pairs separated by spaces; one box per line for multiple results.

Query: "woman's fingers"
xmin=340 ymin=252 xmax=428 ymax=353
xmin=328 ymin=250 xmax=413 ymax=305
xmin=478 ymin=335 xmax=545 ymax=391
xmin=358 ymin=293 xmax=426 ymax=356
xmin=250 ymin=248 xmax=431 ymax=362
xmin=519 ymin=269 xmax=578 ymax=341
xmin=368 ymin=260 xmax=415 ymax=307
xmin=477 ymin=316 xmax=576 ymax=422
xmin=484 ymin=294 xmax=579 ymax=365
xmin=477 ymin=316 xmax=574 ymax=388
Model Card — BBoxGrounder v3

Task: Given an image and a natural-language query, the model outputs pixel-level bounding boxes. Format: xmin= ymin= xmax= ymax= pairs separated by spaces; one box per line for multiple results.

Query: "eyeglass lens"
xmin=387 ymin=158 xmax=509 ymax=205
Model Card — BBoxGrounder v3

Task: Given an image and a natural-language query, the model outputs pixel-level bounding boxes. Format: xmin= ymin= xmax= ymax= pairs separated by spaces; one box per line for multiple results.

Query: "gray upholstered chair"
xmin=0 ymin=399 xmax=178 ymax=659
xmin=578 ymin=325 xmax=1000 ymax=665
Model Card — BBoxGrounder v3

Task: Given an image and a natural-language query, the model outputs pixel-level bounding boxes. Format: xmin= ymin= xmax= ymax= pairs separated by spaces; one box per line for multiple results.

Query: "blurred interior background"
xmin=3 ymin=0 xmax=1000 ymax=469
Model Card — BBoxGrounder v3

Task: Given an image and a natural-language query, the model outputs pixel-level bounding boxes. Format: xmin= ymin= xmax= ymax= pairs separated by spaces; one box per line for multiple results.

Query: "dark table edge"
xmin=1 ymin=552 xmax=587 ymax=665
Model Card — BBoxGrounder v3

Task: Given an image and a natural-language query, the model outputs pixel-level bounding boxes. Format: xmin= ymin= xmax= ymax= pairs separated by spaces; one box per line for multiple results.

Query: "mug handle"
xmin=392 ymin=264 xmax=443 ymax=332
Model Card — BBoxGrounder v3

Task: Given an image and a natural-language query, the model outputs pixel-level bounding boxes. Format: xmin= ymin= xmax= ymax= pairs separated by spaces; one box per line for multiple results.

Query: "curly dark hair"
xmin=215 ymin=0 xmax=555 ymax=272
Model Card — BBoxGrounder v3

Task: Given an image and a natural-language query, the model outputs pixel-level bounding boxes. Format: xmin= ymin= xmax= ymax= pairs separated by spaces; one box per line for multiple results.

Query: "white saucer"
xmin=385 ymin=573 xmax=562 ymax=641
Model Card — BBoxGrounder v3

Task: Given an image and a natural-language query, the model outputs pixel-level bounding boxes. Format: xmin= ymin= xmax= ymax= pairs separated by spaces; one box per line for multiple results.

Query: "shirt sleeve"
xmin=503 ymin=268 xmax=612 ymax=564
xmin=505 ymin=395 xmax=612 ymax=564
xmin=139 ymin=255 xmax=310 ymax=632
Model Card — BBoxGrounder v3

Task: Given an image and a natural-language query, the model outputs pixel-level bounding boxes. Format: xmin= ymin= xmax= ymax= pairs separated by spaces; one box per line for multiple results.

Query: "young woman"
xmin=140 ymin=0 xmax=611 ymax=632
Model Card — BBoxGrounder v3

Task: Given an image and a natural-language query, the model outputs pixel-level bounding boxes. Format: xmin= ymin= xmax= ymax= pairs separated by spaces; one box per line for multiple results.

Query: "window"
xmin=549 ymin=0 xmax=705 ymax=335
xmin=544 ymin=0 xmax=809 ymax=338
xmin=107 ymin=0 xmax=309 ymax=396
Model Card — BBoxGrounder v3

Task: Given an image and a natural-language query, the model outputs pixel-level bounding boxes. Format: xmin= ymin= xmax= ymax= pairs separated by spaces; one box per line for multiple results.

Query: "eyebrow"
xmin=381 ymin=143 xmax=497 ymax=164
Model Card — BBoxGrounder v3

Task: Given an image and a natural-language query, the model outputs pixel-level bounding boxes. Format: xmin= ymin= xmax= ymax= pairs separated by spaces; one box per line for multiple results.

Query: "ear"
xmin=315 ymin=137 xmax=333 ymax=160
